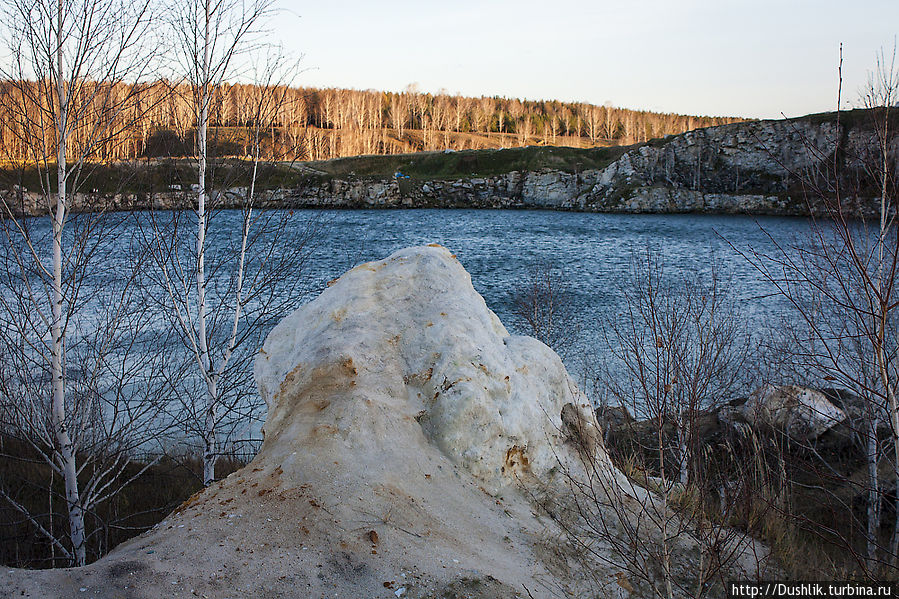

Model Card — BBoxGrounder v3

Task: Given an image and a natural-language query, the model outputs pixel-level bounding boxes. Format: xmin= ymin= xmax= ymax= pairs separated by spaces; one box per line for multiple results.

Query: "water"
xmin=8 ymin=207 xmax=809 ymax=332
xmin=301 ymin=208 xmax=805 ymax=337
xmin=3 ymin=208 xmax=814 ymax=452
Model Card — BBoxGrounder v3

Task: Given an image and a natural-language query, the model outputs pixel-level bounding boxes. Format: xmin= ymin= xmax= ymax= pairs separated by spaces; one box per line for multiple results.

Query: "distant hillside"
xmin=302 ymin=145 xmax=632 ymax=180
xmin=0 ymin=80 xmax=745 ymax=164
xmin=273 ymin=107 xmax=895 ymax=217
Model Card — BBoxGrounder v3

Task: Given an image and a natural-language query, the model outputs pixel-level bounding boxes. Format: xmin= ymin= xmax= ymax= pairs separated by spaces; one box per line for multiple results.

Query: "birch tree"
xmin=0 ymin=0 xmax=157 ymax=566
xmin=567 ymin=252 xmax=758 ymax=598
xmin=171 ymin=0 xmax=272 ymax=487
xmin=601 ymin=252 xmax=750 ymax=487
xmin=145 ymin=6 xmax=316 ymax=486
xmin=739 ymin=47 xmax=899 ymax=574
xmin=863 ymin=50 xmax=899 ymax=568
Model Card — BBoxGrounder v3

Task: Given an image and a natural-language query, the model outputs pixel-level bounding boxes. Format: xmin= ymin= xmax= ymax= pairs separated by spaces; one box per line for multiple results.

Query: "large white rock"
xmin=255 ymin=244 xmax=604 ymax=493
xmin=741 ymin=384 xmax=846 ymax=439
xmin=1 ymin=245 xmax=773 ymax=598
xmin=0 ymin=245 xmax=615 ymax=599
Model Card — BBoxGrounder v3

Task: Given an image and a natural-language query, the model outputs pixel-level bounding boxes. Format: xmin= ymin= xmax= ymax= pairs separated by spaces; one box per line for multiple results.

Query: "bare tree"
xmin=388 ymin=92 xmax=407 ymax=141
xmin=510 ymin=260 xmax=580 ymax=360
xmin=0 ymin=0 xmax=157 ymax=566
xmin=549 ymin=428 xmax=771 ymax=599
xmin=601 ymin=252 xmax=751 ymax=486
xmin=167 ymin=0 xmax=273 ymax=486
xmin=861 ymin=48 xmax=899 ymax=567
xmin=534 ymin=254 xmax=763 ymax=597
xmin=737 ymin=46 xmax=899 ymax=574
xmin=574 ymin=252 xmax=760 ymax=597
xmin=144 ymin=11 xmax=319 ymax=486
xmin=0 ymin=230 xmax=169 ymax=565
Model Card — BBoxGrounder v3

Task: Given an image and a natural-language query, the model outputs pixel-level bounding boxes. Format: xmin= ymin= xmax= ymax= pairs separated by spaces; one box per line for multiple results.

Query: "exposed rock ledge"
xmin=8 ymin=113 xmax=891 ymax=217
xmin=1 ymin=246 xmax=770 ymax=598
xmin=276 ymin=117 xmax=885 ymax=216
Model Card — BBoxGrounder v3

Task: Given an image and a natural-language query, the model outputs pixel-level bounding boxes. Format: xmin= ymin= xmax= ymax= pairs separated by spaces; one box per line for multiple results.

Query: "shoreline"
xmin=3 ymin=111 xmax=887 ymax=219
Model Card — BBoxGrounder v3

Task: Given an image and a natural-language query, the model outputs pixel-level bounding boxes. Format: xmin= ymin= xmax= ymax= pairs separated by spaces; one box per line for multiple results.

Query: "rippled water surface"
xmin=301 ymin=209 xmax=808 ymax=336
xmin=7 ymin=208 xmax=816 ymax=446
xmin=16 ymin=208 xmax=814 ymax=362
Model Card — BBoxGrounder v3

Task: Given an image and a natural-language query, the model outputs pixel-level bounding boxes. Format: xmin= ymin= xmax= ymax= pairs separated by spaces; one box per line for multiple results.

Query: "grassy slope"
xmin=798 ymin=107 xmax=894 ymax=128
xmin=0 ymin=145 xmax=634 ymax=195
xmin=302 ymin=144 xmax=632 ymax=180
xmin=0 ymin=147 xmax=629 ymax=196
xmin=305 ymin=108 xmax=894 ymax=182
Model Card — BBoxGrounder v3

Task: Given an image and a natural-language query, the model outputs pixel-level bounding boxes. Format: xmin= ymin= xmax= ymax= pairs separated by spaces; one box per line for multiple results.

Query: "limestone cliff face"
xmin=7 ymin=112 xmax=891 ymax=217
xmin=279 ymin=114 xmax=890 ymax=216
xmin=576 ymin=118 xmax=865 ymax=215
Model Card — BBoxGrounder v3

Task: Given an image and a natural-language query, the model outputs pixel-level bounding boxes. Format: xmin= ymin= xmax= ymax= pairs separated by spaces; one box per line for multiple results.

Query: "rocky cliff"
xmin=7 ymin=110 xmax=893 ymax=218
xmin=275 ymin=111 xmax=891 ymax=216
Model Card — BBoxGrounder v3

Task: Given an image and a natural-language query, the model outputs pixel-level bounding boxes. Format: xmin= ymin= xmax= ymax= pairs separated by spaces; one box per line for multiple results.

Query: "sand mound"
xmin=254 ymin=244 xmax=606 ymax=493
xmin=3 ymin=245 xmax=625 ymax=598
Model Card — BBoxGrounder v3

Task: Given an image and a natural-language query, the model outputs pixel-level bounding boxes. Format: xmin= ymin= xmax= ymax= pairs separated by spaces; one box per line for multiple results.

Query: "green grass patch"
xmin=302 ymin=144 xmax=631 ymax=181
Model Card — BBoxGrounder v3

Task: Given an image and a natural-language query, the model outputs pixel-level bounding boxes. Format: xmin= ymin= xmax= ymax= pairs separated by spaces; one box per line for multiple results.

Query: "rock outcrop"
xmin=740 ymin=385 xmax=846 ymax=440
xmin=0 ymin=246 xmax=626 ymax=599
xmin=274 ymin=112 xmax=889 ymax=216
xmin=7 ymin=111 xmax=892 ymax=218
xmin=254 ymin=245 xmax=604 ymax=495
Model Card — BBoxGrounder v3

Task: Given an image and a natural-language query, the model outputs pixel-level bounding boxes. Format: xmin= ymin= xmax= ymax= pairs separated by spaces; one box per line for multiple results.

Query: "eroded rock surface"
xmin=1 ymin=246 xmax=623 ymax=599
xmin=255 ymin=244 xmax=604 ymax=494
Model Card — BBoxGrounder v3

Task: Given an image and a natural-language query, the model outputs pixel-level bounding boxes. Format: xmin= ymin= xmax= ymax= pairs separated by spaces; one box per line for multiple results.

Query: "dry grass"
xmin=601 ymin=413 xmax=897 ymax=580
xmin=0 ymin=433 xmax=247 ymax=568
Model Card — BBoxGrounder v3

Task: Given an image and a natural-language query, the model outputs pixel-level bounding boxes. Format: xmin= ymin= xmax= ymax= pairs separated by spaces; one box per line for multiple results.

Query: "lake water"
xmin=301 ymin=208 xmax=805 ymax=337
xmin=5 ymin=208 xmax=814 ymax=452
xmin=14 ymin=207 xmax=809 ymax=339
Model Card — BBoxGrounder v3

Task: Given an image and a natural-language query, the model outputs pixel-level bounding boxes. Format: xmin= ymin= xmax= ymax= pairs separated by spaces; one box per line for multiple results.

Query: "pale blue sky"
xmin=272 ymin=0 xmax=898 ymax=120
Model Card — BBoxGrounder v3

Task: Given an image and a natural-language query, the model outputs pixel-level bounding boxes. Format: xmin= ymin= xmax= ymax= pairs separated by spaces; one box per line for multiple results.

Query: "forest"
xmin=0 ymin=80 xmax=743 ymax=164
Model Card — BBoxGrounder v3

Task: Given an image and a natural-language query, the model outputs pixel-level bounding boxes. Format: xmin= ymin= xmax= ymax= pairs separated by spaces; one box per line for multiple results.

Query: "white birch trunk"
xmin=865 ymin=413 xmax=880 ymax=565
xmin=871 ymin=110 xmax=899 ymax=567
xmin=52 ymin=0 xmax=86 ymax=566
xmin=197 ymin=0 xmax=217 ymax=487
xmin=676 ymin=416 xmax=689 ymax=486
xmin=203 ymin=378 xmax=217 ymax=486
xmin=880 ymin=114 xmax=899 ymax=566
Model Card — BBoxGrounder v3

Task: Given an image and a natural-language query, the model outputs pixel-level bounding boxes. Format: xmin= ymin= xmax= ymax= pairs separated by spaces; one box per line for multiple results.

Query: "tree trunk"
xmin=53 ymin=2 xmax=86 ymax=566
xmin=865 ymin=413 xmax=881 ymax=566
xmin=203 ymin=378 xmax=218 ymax=486
xmin=53 ymin=163 xmax=87 ymax=567
xmin=677 ymin=418 xmax=689 ymax=486
xmin=879 ymin=113 xmax=899 ymax=566
xmin=197 ymin=0 xmax=214 ymax=486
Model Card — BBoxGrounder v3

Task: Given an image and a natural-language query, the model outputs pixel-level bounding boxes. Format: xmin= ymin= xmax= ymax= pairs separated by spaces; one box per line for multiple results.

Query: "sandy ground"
xmin=3 ymin=454 xmax=596 ymax=598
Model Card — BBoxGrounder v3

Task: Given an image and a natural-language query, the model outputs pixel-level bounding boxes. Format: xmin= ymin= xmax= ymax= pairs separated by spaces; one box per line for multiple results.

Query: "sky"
xmin=272 ymin=0 xmax=899 ymax=120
